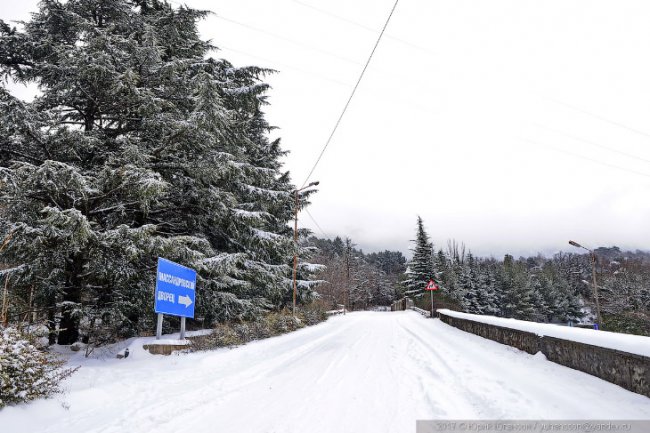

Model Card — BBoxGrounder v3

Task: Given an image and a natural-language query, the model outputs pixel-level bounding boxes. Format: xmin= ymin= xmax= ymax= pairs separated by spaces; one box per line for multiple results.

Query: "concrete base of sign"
xmin=143 ymin=339 xmax=191 ymax=356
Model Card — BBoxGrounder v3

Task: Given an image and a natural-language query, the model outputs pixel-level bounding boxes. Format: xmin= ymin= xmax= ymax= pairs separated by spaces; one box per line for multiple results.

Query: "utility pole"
xmin=590 ymin=252 xmax=603 ymax=329
xmin=292 ymin=191 xmax=299 ymax=317
xmin=345 ymin=237 xmax=353 ymax=314
xmin=569 ymin=240 xmax=603 ymax=330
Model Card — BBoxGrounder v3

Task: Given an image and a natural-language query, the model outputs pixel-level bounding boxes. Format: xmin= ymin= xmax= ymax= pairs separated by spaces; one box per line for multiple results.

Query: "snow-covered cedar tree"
xmin=402 ymin=216 xmax=436 ymax=295
xmin=0 ymin=327 xmax=78 ymax=408
xmin=0 ymin=0 xmax=309 ymax=345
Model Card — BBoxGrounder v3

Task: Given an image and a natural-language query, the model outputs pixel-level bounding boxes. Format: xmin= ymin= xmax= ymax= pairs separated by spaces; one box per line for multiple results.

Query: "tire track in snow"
xmin=56 ymin=317 xmax=358 ymax=433
xmin=407 ymin=313 xmax=650 ymax=418
xmin=8 ymin=311 xmax=650 ymax=433
xmin=403 ymin=315 xmax=521 ymax=417
xmin=394 ymin=314 xmax=484 ymax=418
xmin=108 ymin=317 xmax=360 ymax=432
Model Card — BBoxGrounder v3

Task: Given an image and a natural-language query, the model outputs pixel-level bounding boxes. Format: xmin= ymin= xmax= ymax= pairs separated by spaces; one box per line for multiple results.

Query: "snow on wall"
xmin=437 ymin=309 xmax=650 ymax=357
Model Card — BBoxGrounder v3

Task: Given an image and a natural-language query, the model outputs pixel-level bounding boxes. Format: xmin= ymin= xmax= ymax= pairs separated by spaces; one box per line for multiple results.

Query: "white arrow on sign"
xmin=178 ymin=295 xmax=193 ymax=308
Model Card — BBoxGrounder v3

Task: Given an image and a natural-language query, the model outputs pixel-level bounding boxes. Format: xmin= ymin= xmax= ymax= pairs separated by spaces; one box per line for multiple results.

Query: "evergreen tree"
xmin=306 ymin=235 xmax=402 ymax=309
xmin=529 ymin=275 xmax=551 ymax=322
xmin=460 ymin=253 xmax=480 ymax=313
xmin=498 ymin=255 xmax=535 ymax=320
xmin=403 ymin=216 xmax=435 ymax=295
xmin=331 ymin=236 xmax=345 ymax=257
xmin=367 ymin=250 xmax=407 ymax=275
xmin=479 ymin=265 xmax=500 ymax=315
xmin=0 ymin=0 xmax=305 ymax=344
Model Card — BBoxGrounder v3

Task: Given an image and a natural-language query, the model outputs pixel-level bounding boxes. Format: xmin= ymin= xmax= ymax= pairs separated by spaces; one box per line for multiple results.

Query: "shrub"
xmin=191 ymin=304 xmax=328 ymax=352
xmin=249 ymin=319 xmax=273 ymax=340
xmin=603 ymin=312 xmax=650 ymax=336
xmin=211 ymin=324 xmax=243 ymax=347
xmin=265 ymin=311 xmax=303 ymax=334
xmin=0 ymin=327 xmax=78 ymax=408
xmin=298 ymin=302 xmax=328 ymax=326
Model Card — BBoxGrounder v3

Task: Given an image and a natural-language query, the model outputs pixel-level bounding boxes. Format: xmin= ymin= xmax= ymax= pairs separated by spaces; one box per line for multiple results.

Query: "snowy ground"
xmin=2 ymin=311 xmax=650 ymax=433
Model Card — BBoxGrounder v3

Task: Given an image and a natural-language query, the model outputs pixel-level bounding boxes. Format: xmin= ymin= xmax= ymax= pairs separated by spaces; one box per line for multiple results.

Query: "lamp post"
xmin=293 ymin=181 xmax=320 ymax=317
xmin=568 ymin=240 xmax=603 ymax=330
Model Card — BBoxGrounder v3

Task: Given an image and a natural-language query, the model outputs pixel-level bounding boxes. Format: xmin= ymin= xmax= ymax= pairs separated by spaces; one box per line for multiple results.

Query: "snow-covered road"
xmin=3 ymin=311 xmax=650 ymax=433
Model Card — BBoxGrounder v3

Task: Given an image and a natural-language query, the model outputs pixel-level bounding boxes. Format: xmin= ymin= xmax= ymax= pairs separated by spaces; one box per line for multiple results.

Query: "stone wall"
xmin=438 ymin=312 xmax=650 ymax=398
xmin=540 ymin=336 xmax=649 ymax=398
xmin=391 ymin=297 xmax=414 ymax=311
xmin=439 ymin=314 xmax=541 ymax=355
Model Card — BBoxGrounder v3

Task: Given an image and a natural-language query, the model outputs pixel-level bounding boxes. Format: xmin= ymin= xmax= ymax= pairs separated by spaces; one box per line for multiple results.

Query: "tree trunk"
xmin=47 ymin=292 xmax=57 ymax=345
xmin=57 ymin=254 xmax=83 ymax=345
xmin=57 ymin=304 xmax=80 ymax=345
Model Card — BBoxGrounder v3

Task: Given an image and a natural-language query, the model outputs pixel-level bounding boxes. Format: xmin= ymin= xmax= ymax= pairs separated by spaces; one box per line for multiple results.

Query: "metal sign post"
xmin=154 ymin=258 xmax=197 ymax=340
xmin=156 ymin=313 xmax=163 ymax=339
xmin=425 ymin=279 xmax=439 ymax=318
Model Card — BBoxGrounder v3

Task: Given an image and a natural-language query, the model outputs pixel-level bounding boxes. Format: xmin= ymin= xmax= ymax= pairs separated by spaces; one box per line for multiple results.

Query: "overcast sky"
xmin=4 ymin=0 xmax=650 ymax=258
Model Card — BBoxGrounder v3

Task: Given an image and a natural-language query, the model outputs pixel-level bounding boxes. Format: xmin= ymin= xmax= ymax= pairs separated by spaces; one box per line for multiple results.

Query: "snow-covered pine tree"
xmin=497 ymin=255 xmax=535 ymax=320
xmin=367 ymin=250 xmax=407 ymax=275
xmin=403 ymin=216 xmax=435 ymax=295
xmin=461 ymin=253 xmax=488 ymax=314
xmin=542 ymin=261 xmax=582 ymax=323
xmin=431 ymin=248 xmax=457 ymax=304
xmin=0 ymin=327 xmax=78 ymax=407
xmin=0 ymin=0 xmax=305 ymax=344
xmin=307 ymin=236 xmax=402 ymax=309
xmin=529 ymin=274 xmax=551 ymax=322
xmin=366 ymin=250 xmax=404 ymax=306
xmin=372 ymin=268 xmax=395 ymax=307
xmin=478 ymin=264 xmax=500 ymax=315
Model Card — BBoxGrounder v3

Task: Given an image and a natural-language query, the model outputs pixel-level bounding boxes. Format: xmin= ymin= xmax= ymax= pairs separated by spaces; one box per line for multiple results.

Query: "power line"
xmin=535 ymin=124 xmax=650 ymax=165
xmin=550 ymin=99 xmax=650 ymax=140
xmin=218 ymin=45 xmax=352 ymax=87
xmin=290 ymin=0 xmax=436 ymax=57
xmin=215 ymin=10 xmax=439 ymax=98
xmin=215 ymin=14 xmax=362 ymax=67
xmin=302 ymin=0 xmax=400 ymax=187
xmin=521 ymin=138 xmax=650 ymax=179
xmin=225 ymin=46 xmax=439 ymax=119
xmin=219 ymin=44 xmax=437 ymax=115
xmin=305 ymin=209 xmax=329 ymax=238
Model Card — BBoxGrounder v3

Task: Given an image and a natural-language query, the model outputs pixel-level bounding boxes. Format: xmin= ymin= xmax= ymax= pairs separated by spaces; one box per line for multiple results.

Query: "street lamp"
xmin=568 ymin=240 xmax=603 ymax=330
xmin=293 ymin=181 xmax=320 ymax=317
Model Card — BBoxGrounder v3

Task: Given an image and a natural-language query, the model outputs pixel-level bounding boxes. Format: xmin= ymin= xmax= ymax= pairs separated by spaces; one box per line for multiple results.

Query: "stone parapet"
xmin=438 ymin=311 xmax=650 ymax=398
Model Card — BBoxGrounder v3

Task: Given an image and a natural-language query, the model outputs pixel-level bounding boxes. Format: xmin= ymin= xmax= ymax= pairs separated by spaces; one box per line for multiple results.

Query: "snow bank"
xmin=144 ymin=339 xmax=191 ymax=346
xmin=437 ymin=309 xmax=650 ymax=357
xmin=48 ymin=329 xmax=213 ymax=363
xmin=2 ymin=312 xmax=650 ymax=433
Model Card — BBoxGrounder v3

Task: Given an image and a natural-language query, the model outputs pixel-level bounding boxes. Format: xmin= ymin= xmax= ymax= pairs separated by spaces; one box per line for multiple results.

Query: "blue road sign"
xmin=154 ymin=258 xmax=196 ymax=318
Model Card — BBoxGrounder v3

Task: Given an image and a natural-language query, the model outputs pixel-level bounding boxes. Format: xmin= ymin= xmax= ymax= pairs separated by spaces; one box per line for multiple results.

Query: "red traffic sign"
xmin=425 ymin=280 xmax=439 ymax=291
